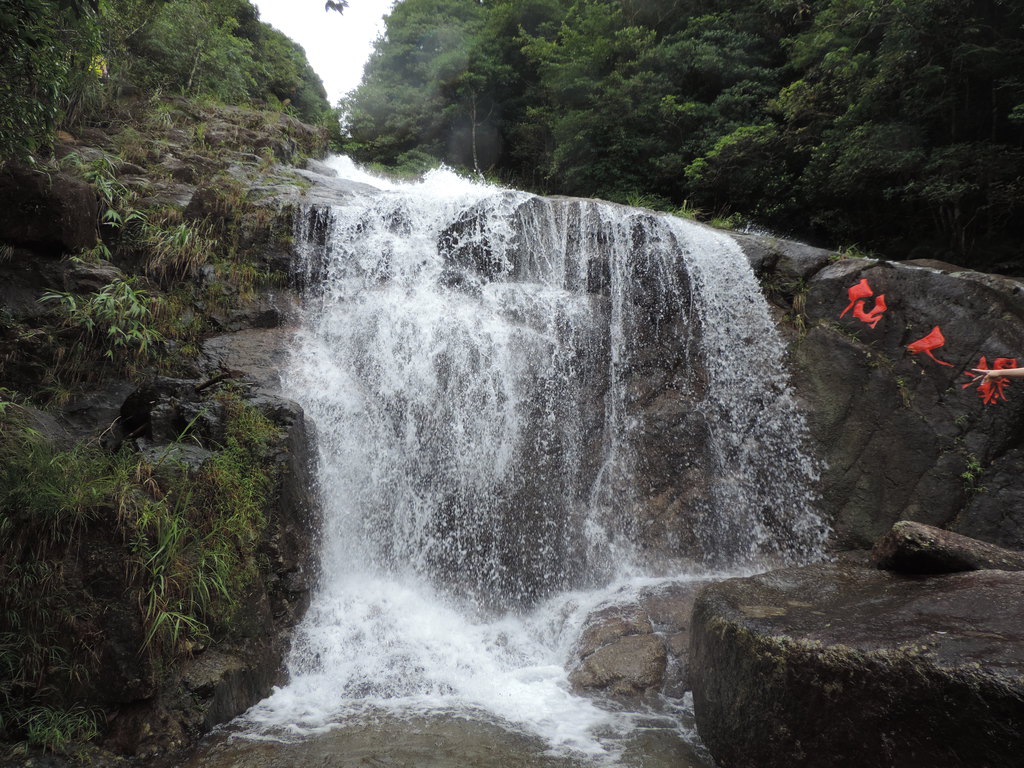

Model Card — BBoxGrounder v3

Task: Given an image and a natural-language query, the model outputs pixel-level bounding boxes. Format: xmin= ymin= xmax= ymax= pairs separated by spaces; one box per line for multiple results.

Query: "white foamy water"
xmin=236 ymin=158 xmax=827 ymax=758
xmin=322 ymin=154 xmax=399 ymax=190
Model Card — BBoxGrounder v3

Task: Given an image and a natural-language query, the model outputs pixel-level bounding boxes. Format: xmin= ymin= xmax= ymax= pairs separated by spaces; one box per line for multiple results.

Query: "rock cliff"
xmin=0 ymin=98 xmax=343 ymax=762
xmin=739 ymin=235 xmax=1024 ymax=551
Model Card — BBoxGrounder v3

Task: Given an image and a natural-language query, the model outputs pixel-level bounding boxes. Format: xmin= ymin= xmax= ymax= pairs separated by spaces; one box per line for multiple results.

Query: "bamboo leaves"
xmin=40 ymin=278 xmax=163 ymax=367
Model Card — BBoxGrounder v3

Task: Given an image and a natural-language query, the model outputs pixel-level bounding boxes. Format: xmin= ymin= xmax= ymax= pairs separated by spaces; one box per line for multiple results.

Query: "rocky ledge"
xmin=873 ymin=519 xmax=1024 ymax=573
xmin=689 ymin=560 xmax=1024 ymax=768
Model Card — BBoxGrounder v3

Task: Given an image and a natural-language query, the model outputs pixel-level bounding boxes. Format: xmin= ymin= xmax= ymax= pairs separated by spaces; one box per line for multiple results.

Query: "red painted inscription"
xmin=840 ymin=278 xmax=886 ymax=328
xmin=906 ymin=326 xmax=954 ymax=367
xmin=962 ymin=356 xmax=1018 ymax=405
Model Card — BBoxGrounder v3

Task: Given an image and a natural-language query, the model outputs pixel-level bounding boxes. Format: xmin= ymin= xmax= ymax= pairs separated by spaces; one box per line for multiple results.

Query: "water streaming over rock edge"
xmin=235 ymin=162 xmax=828 ymax=759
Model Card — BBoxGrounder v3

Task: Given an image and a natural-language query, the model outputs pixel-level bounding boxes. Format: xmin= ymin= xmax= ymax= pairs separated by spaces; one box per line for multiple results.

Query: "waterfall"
xmin=238 ymin=161 xmax=828 ymax=757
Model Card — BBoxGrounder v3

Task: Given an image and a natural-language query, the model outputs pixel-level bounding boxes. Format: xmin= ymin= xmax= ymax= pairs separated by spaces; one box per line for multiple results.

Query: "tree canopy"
xmin=344 ymin=0 xmax=1024 ymax=270
xmin=0 ymin=0 xmax=334 ymax=163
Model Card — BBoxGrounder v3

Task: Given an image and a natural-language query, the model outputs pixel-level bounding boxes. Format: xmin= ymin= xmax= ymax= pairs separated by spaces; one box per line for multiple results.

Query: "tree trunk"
xmin=470 ymin=92 xmax=480 ymax=176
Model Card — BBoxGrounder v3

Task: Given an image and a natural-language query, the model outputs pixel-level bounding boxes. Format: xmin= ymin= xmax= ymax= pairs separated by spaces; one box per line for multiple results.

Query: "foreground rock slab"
xmin=689 ymin=563 xmax=1024 ymax=768
xmin=874 ymin=520 xmax=1024 ymax=573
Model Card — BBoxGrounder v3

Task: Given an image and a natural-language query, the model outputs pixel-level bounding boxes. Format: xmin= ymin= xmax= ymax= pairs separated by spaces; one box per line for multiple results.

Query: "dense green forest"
xmin=1 ymin=0 xmax=334 ymax=162
xmin=344 ymin=0 xmax=1024 ymax=270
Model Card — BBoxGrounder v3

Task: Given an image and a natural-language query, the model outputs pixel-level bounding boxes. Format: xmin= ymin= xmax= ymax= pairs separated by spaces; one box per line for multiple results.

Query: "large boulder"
xmin=689 ymin=562 xmax=1024 ymax=768
xmin=567 ymin=581 xmax=703 ymax=699
xmin=569 ymin=604 xmax=665 ymax=697
xmin=740 ymin=234 xmax=1024 ymax=550
xmin=0 ymin=162 xmax=99 ymax=253
xmin=873 ymin=520 xmax=1024 ymax=573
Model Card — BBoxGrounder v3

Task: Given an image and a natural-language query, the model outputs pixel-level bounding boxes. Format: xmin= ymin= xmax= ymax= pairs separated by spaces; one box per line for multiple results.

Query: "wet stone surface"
xmin=690 ymin=562 xmax=1024 ymax=768
xmin=178 ymin=713 xmax=713 ymax=768
xmin=568 ymin=581 xmax=705 ymax=700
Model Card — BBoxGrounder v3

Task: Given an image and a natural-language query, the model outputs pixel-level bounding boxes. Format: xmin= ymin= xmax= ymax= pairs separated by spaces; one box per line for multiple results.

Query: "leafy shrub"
xmin=40 ymin=278 xmax=163 ymax=368
xmin=18 ymin=705 xmax=99 ymax=755
xmin=139 ymin=219 xmax=217 ymax=286
xmin=0 ymin=0 xmax=100 ymax=161
xmin=103 ymin=0 xmax=332 ymax=124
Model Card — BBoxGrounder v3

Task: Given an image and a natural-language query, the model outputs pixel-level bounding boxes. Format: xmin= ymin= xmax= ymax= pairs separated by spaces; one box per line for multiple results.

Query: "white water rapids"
xmin=233 ymin=159 xmax=828 ymax=762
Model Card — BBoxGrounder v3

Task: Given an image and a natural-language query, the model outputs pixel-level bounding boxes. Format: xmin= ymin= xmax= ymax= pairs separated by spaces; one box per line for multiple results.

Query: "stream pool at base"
xmin=181 ymin=711 xmax=715 ymax=768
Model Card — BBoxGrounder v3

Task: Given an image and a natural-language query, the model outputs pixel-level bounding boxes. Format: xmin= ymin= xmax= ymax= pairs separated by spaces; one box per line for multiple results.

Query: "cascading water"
xmin=233 ymin=160 xmax=829 ymax=761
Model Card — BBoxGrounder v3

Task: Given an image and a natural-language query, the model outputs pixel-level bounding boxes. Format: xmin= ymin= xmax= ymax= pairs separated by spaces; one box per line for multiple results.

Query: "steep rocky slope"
xmin=0 ymin=96 xmax=344 ymax=763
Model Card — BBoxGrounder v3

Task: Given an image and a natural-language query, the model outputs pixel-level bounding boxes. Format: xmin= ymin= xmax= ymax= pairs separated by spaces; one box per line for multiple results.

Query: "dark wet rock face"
xmin=689 ymin=562 xmax=1024 ymax=768
xmin=61 ymin=259 xmax=124 ymax=292
xmin=99 ymin=374 xmax=316 ymax=757
xmin=0 ymin=163 xmax=99 ymax=254
xmin=201 ymin=327 xmax=297 ymax=393
xmin=741 ymin=235 xmax=1024 ymax=550
xmin=956 ymin=446 xmax=1024 ymax=546
xmin=873 ymin=520 xmax=1024 ymax=573
xmin=179 ymin=645 xmax=280 ymax=731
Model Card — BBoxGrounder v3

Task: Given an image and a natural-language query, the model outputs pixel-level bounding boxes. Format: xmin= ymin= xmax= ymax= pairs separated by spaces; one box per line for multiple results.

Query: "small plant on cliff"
xmin=835 ymin=244 xmax=876 ymax=261
xmin=763 ymin=277 xmax=810 ymax=337
xmin=62 ymin=153 xmax=135 ymax=214
xmin=961 ymin=454 xmax=986 ymax=493
xmin=69 ymin=241 xmax=114 ymax=264
xmin=894 ymin=375 xmax=914 ymax=408
xmin=624 ymin=191 xmax=670 ymax=210
xmin=125 ymin=392 xmax=280 ymax=655
xmin=672 ymin=200 xmax=704 ymax=221
xmin=18 ymin=705 xmax=99 ymax=754
xmin=710 ymin=211 xmax=744 ymax=230
xmin=112 ymin=125 xmax=151 ymax=165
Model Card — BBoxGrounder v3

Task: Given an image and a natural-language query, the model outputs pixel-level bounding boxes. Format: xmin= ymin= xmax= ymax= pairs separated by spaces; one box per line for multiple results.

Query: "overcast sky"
xmin=254 ymin=0 xmax=395 ymax=105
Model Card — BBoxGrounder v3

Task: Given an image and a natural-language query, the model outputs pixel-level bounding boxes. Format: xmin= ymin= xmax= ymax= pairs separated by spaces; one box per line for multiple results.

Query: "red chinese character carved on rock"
xmin=840 ymin=278 xmax=886 ymax=329
xmin=906 ymin=326 xmax=954 ymax=367
xmin=962 ymin=356 xmax=1018 ymax=405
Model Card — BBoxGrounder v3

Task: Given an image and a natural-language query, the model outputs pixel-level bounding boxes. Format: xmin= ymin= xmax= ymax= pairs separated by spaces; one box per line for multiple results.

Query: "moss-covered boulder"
xmin=873 ymin=520 xmax=1024 ymax=573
